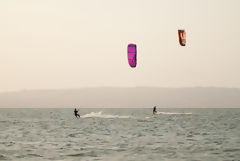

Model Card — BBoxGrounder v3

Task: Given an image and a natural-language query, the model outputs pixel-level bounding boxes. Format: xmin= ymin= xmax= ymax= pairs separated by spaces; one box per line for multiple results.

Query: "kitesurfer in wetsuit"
xmin=153 ymin=106 xmax=157 ymax=114
xmin=74 ymin=108 xmax=80 ymax=118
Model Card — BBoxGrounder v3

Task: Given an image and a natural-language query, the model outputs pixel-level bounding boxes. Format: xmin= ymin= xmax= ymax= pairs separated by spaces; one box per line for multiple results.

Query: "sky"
xmin=1 ymin=0 xmax=240 ymax=92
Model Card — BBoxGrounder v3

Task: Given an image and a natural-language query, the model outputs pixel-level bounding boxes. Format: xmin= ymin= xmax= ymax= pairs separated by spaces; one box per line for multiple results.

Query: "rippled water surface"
xmin=0 ymin=108 xmax=239 ymax=161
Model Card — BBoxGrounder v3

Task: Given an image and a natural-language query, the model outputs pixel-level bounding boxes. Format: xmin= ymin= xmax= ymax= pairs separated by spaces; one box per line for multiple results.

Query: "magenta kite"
xmin=127 ymin=44 xmax=137 ymax=68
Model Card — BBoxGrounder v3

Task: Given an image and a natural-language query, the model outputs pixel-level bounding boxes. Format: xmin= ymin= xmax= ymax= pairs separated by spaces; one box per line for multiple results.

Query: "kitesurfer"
xmin=74 ymin=108 xmax=80 ymax=118
xmin=153 ymin=106 xmax=157 ymax=114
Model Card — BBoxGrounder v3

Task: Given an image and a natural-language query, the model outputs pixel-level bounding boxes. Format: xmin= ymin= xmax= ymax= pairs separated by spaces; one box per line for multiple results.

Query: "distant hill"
xmin=0 ymin=87 xmax=240 ymax=108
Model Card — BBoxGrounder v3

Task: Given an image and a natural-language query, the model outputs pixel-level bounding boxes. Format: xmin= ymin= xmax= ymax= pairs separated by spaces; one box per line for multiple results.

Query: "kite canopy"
xmin=127 ymin=44 xmax=137 ymax=68
xmin=178 ymin=29 xmax=186 ymax=46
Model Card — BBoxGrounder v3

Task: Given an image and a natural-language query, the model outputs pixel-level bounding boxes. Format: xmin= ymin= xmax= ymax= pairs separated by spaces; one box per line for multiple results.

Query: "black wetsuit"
xmin=153 ymin=106 xmax=157 ymax=114
xmin=74 ymin=109 xmax=80 ymax=118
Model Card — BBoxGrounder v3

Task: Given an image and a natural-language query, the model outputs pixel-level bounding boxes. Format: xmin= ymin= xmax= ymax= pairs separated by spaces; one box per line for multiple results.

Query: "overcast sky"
xmin=1 ymin=0 xmax=240 ymax=92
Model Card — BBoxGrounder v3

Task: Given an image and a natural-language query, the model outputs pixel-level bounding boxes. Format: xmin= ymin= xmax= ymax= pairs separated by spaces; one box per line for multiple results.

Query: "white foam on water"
xmin=156 ymin=111 xmax=192 ymax=115
xmin=81 ymin=111 xmax=131 ymax=119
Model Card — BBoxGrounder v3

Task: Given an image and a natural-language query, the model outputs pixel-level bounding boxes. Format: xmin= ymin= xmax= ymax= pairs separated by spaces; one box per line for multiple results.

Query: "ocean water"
xmin=0 ymin=108 xmax=239 ymax=161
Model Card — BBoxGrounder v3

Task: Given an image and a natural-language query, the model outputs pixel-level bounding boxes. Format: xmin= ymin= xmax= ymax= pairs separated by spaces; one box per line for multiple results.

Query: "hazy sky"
xmin=1 ymin=0 xmax=240 ymax=92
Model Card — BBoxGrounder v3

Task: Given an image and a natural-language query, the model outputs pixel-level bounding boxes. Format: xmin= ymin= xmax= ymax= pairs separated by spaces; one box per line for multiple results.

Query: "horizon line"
xmin=1 ymin=86 xmax=240 ymax=94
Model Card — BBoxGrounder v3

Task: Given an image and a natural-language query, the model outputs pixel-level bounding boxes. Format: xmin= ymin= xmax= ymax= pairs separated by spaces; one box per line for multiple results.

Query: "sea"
xmin=0 ymin=108 xmax=239 ymax=161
